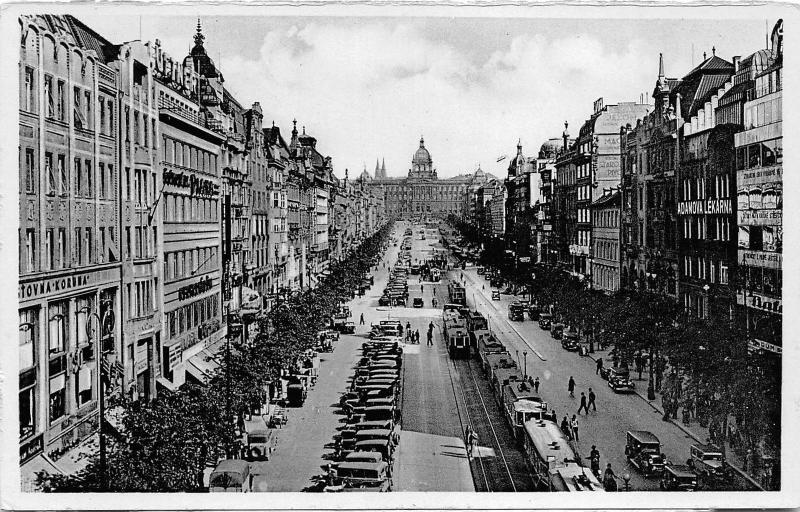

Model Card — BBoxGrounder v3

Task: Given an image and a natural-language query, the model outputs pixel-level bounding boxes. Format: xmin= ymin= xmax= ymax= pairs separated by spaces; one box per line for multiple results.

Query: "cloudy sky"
xmin=77 ymin=12 xmax=771 ymax=180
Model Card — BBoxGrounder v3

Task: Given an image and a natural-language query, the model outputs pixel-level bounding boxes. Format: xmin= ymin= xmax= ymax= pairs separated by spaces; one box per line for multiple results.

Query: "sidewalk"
xmin=584 ymin=346 xmax=765 ymax=490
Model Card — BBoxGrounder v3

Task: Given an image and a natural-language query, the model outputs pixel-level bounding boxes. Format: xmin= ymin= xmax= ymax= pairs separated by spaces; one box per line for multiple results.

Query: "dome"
xmin=412 ymin=137 xmax=432 ymax=166
xmin=539 ymin=138 xmax=562 ymax=159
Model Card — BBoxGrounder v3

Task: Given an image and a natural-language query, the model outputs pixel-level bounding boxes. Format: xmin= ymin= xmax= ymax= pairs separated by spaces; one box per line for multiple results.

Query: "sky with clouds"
xmin=77 ymin=13 xmax=771 ymax=180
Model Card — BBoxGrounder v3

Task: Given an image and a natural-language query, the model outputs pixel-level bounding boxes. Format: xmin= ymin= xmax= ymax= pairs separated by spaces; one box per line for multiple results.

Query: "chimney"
xmin=733 ymin=55 xmax=741 ymax=72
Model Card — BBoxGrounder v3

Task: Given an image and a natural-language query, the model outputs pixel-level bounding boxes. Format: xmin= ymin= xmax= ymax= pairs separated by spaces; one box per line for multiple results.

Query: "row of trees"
xmin=448 ymin=220 xmax=779 ymax=488
xmin=38 ymin=222 xmax=394 ymax=492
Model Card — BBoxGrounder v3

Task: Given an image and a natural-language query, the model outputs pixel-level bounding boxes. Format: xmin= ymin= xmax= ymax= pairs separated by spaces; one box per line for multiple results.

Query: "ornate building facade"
xmin=366 ymin=137 xmax=475 ymax=219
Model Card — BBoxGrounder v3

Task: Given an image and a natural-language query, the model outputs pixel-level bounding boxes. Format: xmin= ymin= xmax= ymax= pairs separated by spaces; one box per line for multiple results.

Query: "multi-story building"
xmin=735 ymin=21 xmax=782 ymax=355
xmin=676 ymin=46 xmax=774 ymax=319
xmin=634 ymin=53 xmax=733 ymax=297
xmin=555 ymin=98 xmax=651 ymax=281
xmin=476 ymin=179 xmax=499 ymax=238
xmin=532 ymin=138 xmax=562 ymax=265
xmin=154 ymin=37 xmax=226 ymax=388
xmin=504 ymin=141 xmax=535 ymax=264
xmin=590 ymin=190 xmax=622 ymax=293
xmin=18 ymin=15 xmax=123 ymax=485
xmin=264 ymin=123 xmax=290 ymax=300
xmin=245 ymin=102 xmax=269 ymax=299
xmin=488 ymin=183 xmax=507 ymax=240
xmin=366 ymin=138 xmax=473 ymax=220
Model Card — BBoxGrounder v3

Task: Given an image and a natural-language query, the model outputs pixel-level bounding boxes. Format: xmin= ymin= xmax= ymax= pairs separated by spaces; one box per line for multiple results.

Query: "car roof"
xmin=337 ymin=461 xmax=388 ymax=471
xmin=213 ymin=459 xmax=250 ymax=473
xmin=627 ymin=430 xmax=660 ymax=443
xmin=666 ymin=464 xmax=696 ymax=477
xmin=692 ymin=443 xmax=722 ymax=453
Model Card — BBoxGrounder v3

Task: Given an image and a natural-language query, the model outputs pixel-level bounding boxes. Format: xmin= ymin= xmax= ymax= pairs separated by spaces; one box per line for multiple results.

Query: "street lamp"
xmin=523 ymin=351 xmax=528 ymax=381
xmin=76 ymin=304 xmax=112 ymax=491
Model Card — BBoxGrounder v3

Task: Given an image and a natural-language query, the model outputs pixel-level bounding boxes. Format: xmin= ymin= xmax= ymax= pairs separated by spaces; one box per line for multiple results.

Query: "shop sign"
xmin=519 ymin=256 xmax=531 ymax=263
xmin=163 ymin=169 xmax=219 ymax=197
xmin=19 ymin=267 xmax=120 ymax=302
xmin=569 ymin=244 xmax=589 ymax=256
xmin=595 ymin=155 xmax=620 ymax=177
xmin=739 ymin=250 xmax=782 ymax=269
xmin=178 ymin=276 xmax=214 ymax=301
xmin=737 ymin=291 xmax=782 ymax=314
xmin=737 ymin=209 xmax=782 ymax=226
xmin=20 ymin=433 xmax=44 ymax=465
xmin=748 ymin=338 xmax=782 ymax=355
xmin=167 ymin=343 xmax=182 ymax=371
xmin=738 ymin=166 xmax=782 ymax=187
xmin=676 ymin=199 xmax=732 ymax=216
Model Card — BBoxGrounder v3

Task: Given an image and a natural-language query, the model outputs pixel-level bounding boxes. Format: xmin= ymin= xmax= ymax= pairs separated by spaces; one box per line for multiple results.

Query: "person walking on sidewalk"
xmin=570 ymin=415 xmax=579 ymax=442
xmin=359 ymin=313 xmax=365 ymax=325
xmin=568 ymin=376 xmax=576 ymax=398
xmin=596 ymin=357 xmax=603 ymax=375
xmin=534 ymin=376 xmax=540 ymax=394
xmin=588 ymin=388 xmax=597 ymax=411
xmin=561 ymin=416 xmax=572 ymax=440
xmin=427 ymin=330 xmax=433 ymax=346
xmin=578 ymin=392 xmax=589 ymax=414
xmin=415 ymin=329 xmax=420 ymax=344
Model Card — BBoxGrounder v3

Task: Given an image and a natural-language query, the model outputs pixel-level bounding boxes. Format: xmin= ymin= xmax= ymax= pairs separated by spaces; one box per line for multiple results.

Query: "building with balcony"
xmin=155 ymin=32 xmax=226 ymax=389
xmin=590 ymin=190 xmax=622 ymax=293
xmin=18 ymin=15 xmax=122 ymax=487
xmin=532 ymin=138 xmax=563 ymax=265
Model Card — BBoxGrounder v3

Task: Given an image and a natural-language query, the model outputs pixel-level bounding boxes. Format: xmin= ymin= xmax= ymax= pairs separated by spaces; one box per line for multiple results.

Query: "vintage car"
xmin=477 ymin=266 xmax=486 ymax=275
xmin=599 ymin=365 xmax=629 ymax=381
xmin=538 ymin=313 xmax=552 ymax=330
xmin=412 ymin=297 xmax=424 ymax=308
xmin=550 ymin=322 xmax=564 ymax=339
xmin=491 ymin=290 xmax=501 ymax=301
xmin=561 ymin=334 xmax=580 ymax=352
xmin=660 ymin=464 xmax=698 ymax=491
xmin=209 ymin=459 xmax=258 ymax=492
xmin=378 ymin=295 xmax=392 ymax=307
xmin=606 ymin=367 xmax=635 ymax=393
xmin=687 ymin=443 xmax=726 ymax=482
xmin=508 ymin=302 xmax=526 ymax=321
xmin=625 ymin=430 xmax=665 ymax=477
xmin=527 ymin=304 xmax=541 ymax=320
xmin=340 ymin=321 xmax=356 ymax=334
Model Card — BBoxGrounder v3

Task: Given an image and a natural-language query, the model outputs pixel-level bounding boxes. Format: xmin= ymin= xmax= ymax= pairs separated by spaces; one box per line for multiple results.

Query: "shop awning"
xmin=185 ymin=342 xmax=224 ymax=384
xmin=20 ymin=453 xmax=63 ymax=492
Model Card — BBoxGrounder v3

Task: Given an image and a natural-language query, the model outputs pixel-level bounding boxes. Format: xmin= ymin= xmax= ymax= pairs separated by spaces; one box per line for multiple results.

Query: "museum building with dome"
xmin=364 ymin=137 xmax=491 ymax=219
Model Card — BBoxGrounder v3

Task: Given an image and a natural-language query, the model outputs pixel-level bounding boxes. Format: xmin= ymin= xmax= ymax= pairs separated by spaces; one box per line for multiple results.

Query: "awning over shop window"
xmin=185 ymin=341 xmax=224 ymax=384
xmin=20 ymin=453 xmax=62 ymax=492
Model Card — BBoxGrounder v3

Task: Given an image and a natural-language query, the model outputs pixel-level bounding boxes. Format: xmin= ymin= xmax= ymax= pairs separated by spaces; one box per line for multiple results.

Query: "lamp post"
xmin=77 ymin=304 xmax=112 ymax=491
xmin=523 ymin=351 xmax=528 ymax=381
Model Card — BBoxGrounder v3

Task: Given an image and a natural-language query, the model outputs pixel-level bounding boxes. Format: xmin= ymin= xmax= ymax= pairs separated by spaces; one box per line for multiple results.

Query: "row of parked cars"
xmin=625 ymin=430 xmax=727 ymax=491
xmin=379 ymin=266 xmax=409 ymax=306
xmin=326 ymin=335 xmax=404 ymax=492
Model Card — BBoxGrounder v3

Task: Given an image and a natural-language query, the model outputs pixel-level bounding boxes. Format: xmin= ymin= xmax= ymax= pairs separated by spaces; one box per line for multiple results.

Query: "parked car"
xmin=660 ymin=464 xmax=698 ymax=491
xmin=477 ymin=266 xmax=485 ymax=275
xmin=550 ymin=322 xmax=564 ymax=339
xmin=412 ymin=297 xmax=424 ymax=308
xmin=209 ymin=459 xmax=258 ymax=492
xmin=625 ymin=430 xmax=666 ymax=477
xmin=538 ymin=313 xmax=552 ymax=330
xmin=599 ymin=365 xmax=629 ymax=381
xmin=687 ymin=443 xmax=726 ymax=483
xmin=491 ymin=290 xmax=501 ymax=301
xmin=561 ymin=336 xmax=580 ymax=352
xmin=608 ymin=373 xmax=636 ymax=393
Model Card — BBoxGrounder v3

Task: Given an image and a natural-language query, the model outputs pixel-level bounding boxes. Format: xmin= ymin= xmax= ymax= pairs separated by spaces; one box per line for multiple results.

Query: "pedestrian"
xmin=398 ymin=324 xmax=403 ymax=337
xmin=534 ymin=376 xmax=540 ymax=393
xmin=578 ymin=392 xmax=588 ymax=414
xmin=571 ymin=415 xmax=579 ymax=442
xmin=549 ymin=408 xmax=557 ymax=423
xmin=427 ymin=330 xmax=433 ymax=346
xmin=421 ymin=284 xmax=424 ymax=293
xmin=406 ymin=321 xmax=411 ymax=334
xmin=568 ymin=376 xmax=575 ymax=397
xmin=359 ymin=312 xmax=365 ymax=325
xmin=588 ymin=388 xmax=597 ymax=411
xmin=415 ymin=329 xmax=420 ymax=344
xmin=596 ymin=357 xmax=603 ymax=375
xmin=561 ymin=416 xmax=571 ymax=440
xmin=429 ymin=321 xmax=434 ymax=333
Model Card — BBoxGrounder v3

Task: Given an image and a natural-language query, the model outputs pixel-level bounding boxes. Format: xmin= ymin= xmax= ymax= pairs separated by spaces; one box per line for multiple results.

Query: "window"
xmin=99 ymin=162 xmax=106 ymax=199
xmin=85 ymin=159 xmax=93 ymax=198
xmin=57 ymin=154 xmax=67 ymax=195
xmin=57 ymin=80 xmax=65 ymax=121
xmin=24 ymin=66 xmax=35 ymax=112
xmin=125 ymin=227 xmax=131 ymax=259
xmin=46 ymin=229 xmax=54 ymax=270
xmin=45 ymin=152 xmax=55 ymax=195
xmin=107 ymin=103 xmax=113 ymax=134
xmin=125 ymin=167 xmax=131 ymax=201
xmin=99 ymin=227 xmax=105 ymax=263
xmin=48 ymin=302 xmax=67 ymax=356
xmin=75 ymin=227 xmax=82 ymax=265
xmin=125 ymin=107 xmax=130 ymax=141
xmin=24 ymin=148 xmax=35 ymax=193
xmin=44 ymin=75 xmax=54 ymax=118
xmin=151 ymin=119 xmax=157 ymax=148
xmin=85 ymin=227 xmax=92 ymax=264
xmin=58 ymin=229 xmax=66 ymax=268
xmin=73 ymin=87 xmax=84 ymax=129
xmin=720 ymin=264 xmax=729 ymax=285
xmin=134 ymin=112 xmax=140 ymax=145
xmin=74 ymin=158 xmax=82 ymax=196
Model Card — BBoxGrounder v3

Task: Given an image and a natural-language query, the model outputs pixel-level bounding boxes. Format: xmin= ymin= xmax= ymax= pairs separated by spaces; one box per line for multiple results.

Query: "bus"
xmin=522 ymin=419 xmax=603 ymax=492
xmin=447 ymin=282 xmax=466 ymax=305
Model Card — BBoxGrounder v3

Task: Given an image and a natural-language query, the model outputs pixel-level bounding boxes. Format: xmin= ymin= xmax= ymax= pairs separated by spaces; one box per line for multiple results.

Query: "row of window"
xmin=21 ymin=226 xmax=115 ymax=274
xmin=31 ymin=69 xmax=109 ymax=135
xmin=682 ymin=216 xmax=731 ymax=242
xmin=577 ymin=208 xmax=590 ymax=223
xmin=743 ymin=95 xmax=782 ymax=130
xmin=124 ymin=225 xmax=158 ymax=260
xmin=165 ymin=246 xmax=219 ymax=282
xmin=594 ymin=240 xmax=618 ymax=261
xmin=22 ymin=147 xmax=114 ymax=200
xmin=167 ymin=293 xmax=220 ymax=340
xmin=680 ymin=175 xmax=731 ymax=201
xmin=127 ymin=278 xmax=157 ymax=320
xmin=739 ymin=224 xmax=781 ymax=253
xmin=682 ymin=256 xmax=729 ymax=284
xmin=124 ymin=107 xmax=157 ymax=149
xmin=593 ymin=209 xmax=619 ymax=228
xmin=163 ymin=136 xmax=218 ymax=176
xmin=164 ymin=193 xmax=219 ymax=223
xmin=735 ymin=139 xmax=782 ymax=171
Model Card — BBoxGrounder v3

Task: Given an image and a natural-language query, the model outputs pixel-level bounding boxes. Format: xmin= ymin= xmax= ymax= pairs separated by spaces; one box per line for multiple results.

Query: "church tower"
xmin=409 ymin=136 xmax=435 ymax=180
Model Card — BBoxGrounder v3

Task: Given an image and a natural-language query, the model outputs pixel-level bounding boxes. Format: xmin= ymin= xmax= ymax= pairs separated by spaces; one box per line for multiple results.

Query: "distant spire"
xmin=703 ymin=51 xmax=707 ymax=60
xmin=194 ymin=18 xmax=205 ymax=47
xmin=375 ymin=158 xmax=380 ymax=172
xmin=420 ymin=135 xmax=425 ymax=147
xmin=302 ymin=125 xmax=306 ymax=135
xmin=658 ymin=52 xmax=664 ymax=78
xmin=712 ymin=46 xmax=716 ymax=56
xmin=381 ymin=158 xmax=386 ymax=173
